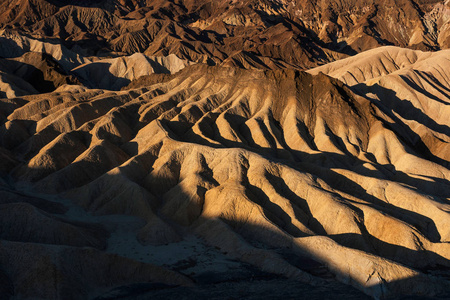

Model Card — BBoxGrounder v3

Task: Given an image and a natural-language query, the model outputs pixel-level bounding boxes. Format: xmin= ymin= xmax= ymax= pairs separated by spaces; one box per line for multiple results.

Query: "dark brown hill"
xmin=0 ymin=0 xmax=448 ymax=68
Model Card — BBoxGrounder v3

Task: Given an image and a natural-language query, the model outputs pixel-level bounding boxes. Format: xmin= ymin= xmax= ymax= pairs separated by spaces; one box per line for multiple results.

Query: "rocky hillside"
xmin=0 ymin=0 xmax=449 ymax=68
xmin=0 ymin=1 xmax=449 ymax=299
xmin=1 ymin=51 xmax=449 ymax=298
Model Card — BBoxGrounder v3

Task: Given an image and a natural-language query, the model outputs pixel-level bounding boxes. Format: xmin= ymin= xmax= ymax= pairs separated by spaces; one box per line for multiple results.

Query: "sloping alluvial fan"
xmin=0 ymin=0 xmax=449 ymax=300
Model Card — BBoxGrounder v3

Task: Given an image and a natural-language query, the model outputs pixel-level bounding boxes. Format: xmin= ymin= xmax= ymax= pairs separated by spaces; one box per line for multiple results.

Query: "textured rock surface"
xmin=0 ymin=59 xmax=449 ymax=298
xmin=1 ymin=0 xmax=450 ymax=69
xmin=0 ymin=1 xmax=449 ymax=299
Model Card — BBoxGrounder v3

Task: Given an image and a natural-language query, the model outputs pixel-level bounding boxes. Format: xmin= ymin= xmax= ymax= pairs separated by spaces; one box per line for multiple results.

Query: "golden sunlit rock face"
xmin=0 ymin=1 xmax=449 ymax=299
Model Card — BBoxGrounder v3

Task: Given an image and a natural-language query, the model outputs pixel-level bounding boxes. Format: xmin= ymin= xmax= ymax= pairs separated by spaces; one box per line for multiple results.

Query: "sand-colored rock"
xmin=1 ymin=62 xmax=448 ymax=298
xmin=0 ymin=1 xmax=448 ymax=298
xmin=73 ymin=53 xmax=194 ymax=90
xmin=309 ymin=46 xmax=450 ymax=165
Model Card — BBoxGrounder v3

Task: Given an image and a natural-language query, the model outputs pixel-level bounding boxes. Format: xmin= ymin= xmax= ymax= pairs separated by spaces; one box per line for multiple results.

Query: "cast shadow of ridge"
xmin=160 ymin=116 xmax=447 ymax=244
xmin=120 ymin=117 xmax=450 ymax=268
xmin=1 ymin=123 xmax=449 ymax=299
xmin=1 ymin=171 xmax=448 ymax=300
xmin=352 ymin=82 xmax=450 ymax=168
xmin=368 ymin=82 xmax=450 ymax=136
xmin=0 ymin=65 xmax=449 ymax=299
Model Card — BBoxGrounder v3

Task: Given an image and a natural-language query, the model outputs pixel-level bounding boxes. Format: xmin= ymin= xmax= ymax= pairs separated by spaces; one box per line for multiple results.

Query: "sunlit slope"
xmin=1 ymin=64 xmax=448 ymax=298
xmin=309 ymin=46 xmax=450 ymax=164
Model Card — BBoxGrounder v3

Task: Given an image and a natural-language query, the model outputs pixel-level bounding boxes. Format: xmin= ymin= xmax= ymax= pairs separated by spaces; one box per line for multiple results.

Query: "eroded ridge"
xmin=0 ymin=61 xmax=448 ymax=299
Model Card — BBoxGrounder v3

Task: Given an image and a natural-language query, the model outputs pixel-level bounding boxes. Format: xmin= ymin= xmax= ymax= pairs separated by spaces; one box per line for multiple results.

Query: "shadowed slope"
xmin=0 ymin=64 xmax=448 ymax=299
xmin=73 ymin=53 xmax=194 ymax=90
xmin=1 ymin=0 xmax=449 ymax=69
xmin=309 ymin=46 xmax=450 ymax=165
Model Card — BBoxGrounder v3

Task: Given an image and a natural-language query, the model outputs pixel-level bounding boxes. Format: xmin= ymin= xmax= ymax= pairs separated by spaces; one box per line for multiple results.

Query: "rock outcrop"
xmin=0 ymin=61 xmax=448 ymax=298
xmin=0 ymin=1 xmax=449 ymax=299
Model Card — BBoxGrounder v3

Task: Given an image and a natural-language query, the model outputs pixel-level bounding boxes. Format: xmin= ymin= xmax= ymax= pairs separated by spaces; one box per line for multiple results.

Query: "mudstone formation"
xmin=0 ymin=0 xmax=449 ymax=299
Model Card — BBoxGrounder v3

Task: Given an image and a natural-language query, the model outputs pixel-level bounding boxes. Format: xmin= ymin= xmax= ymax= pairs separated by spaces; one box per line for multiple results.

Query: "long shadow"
xmin=300 ymin=163 xmax=443 ymax=240
xmin=0 ymin=53 xmax=80 ymax=94
xmin=357 ymin=83 xmax=450 ymax=137
xmin=172 ymin=105 xmax=448 ymax=201
xmin=1 ymin=64 xmax=449 ymax=299
xmin=162 ymin=118 xmax=448 ymax=243
xmin=1 ymin=148 xmax=449 ymax=299
xmin=73 ymin=60 xmax=132 ymax=90
xmin=353 ymin=83 xmax=450 ymax=168
xmin=399 ymin=75 xmax=450 ymax=108
xmin=0 ymin=37 xmax=26 ymax=59
xmin=245 ymin=183 xmax=306 ymax=238
xmin=328 ymin=232 xmax=450 ymax=272
xmin=181 ymin=116 xmax=450 ymax=238
xmin=264 ymin=172 xmax=327 ymax=236
xmin=5 ymin=80 xmax=446 ymax=246
xmin=411 ymin=71 xmax=450 ymax=104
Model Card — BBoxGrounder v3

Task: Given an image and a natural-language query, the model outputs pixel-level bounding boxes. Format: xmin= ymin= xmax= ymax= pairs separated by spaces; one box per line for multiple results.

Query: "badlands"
xmin=0 ymin=0 xmax=449 ymax=299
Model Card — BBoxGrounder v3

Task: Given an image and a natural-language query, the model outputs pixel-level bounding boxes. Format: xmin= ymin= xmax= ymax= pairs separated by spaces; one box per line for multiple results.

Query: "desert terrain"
xmin=0 ymin=1 xmax=449 ymax=299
